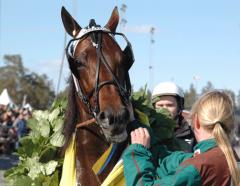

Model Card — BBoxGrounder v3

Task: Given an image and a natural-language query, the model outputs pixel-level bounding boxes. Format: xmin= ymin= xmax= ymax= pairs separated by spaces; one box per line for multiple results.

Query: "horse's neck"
xmin=75 ymin=127 xmax=105 ymax=185
xmin=76 ymin=110 xmax=128 ymax=185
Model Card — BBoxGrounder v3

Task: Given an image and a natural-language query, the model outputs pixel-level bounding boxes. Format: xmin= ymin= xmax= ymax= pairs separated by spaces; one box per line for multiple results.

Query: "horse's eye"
xmin=75 ymin=53 xmax=87 ymax=66
xmin=75 ymin=59 xmax=83 ymax=65
xmin=75 ymin=60 xmax=87 ymax=71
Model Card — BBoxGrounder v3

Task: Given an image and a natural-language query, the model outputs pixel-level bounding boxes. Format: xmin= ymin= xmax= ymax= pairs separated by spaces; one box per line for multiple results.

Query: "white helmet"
xmin=152 ymin=82 xmax=184 ymax=99
xmin=152 ymin=82 xmax=185 ymax=110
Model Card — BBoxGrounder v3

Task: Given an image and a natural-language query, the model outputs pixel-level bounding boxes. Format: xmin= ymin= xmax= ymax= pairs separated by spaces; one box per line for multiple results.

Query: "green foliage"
xmin=131 ymin=88 xmax=176 ymax=141
xmin=132 ymin=89 xmax=191 ymax=151
xmin=4 ymin=98 xmax=67 ymax=186
xmin=151 ymin=108 xmax=176 ymax=140
xmin=131 ymin=85 xmax=153 ymax=115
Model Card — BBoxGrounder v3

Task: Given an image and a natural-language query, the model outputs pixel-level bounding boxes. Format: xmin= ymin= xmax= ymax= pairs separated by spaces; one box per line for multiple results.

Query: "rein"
xmin=75 ymin=118 xmax=96 ymax=128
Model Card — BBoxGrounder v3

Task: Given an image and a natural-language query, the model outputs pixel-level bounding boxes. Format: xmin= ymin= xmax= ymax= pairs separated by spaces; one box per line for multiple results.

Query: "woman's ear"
xmin=195 ymin=116 xmax=201 ymax=130
xmin=191 ymin=114 xmax=200 ymax=130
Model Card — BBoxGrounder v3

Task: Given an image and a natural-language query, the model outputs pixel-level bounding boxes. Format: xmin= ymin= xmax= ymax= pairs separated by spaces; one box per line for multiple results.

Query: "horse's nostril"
xmin=99 ymin=111 xmax=114 ymax=124
xmin=98 ymin=107 xmax=130 ymax=127
xmin=99 ymin=112 xmax=106 ymax=120
xmin=108 ymin=115 xmax=114 ymax=125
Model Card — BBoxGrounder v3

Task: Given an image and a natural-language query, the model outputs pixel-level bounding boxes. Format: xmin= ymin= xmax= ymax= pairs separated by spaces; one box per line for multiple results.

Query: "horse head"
xmin=61 ymin=7 xmax=134 ymax=145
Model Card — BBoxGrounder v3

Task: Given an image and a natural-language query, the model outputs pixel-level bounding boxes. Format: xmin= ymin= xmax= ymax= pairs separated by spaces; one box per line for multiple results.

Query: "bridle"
xmin=65 ymin=22 xmax=134 ymax=125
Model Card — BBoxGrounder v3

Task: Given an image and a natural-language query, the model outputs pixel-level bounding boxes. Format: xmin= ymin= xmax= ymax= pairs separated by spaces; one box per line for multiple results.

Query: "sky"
xmin=1 ymin=0 xmax=240 ymax=95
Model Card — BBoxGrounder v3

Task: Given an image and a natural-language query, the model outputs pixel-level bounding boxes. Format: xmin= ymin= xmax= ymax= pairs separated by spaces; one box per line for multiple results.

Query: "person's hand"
xmin=131 ymin=127 xmax=150 ymax=148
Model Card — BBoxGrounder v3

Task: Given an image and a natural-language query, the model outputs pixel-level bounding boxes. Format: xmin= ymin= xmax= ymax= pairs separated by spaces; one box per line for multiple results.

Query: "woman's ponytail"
xmin=213 ymin=123 xmax=240 ymax=186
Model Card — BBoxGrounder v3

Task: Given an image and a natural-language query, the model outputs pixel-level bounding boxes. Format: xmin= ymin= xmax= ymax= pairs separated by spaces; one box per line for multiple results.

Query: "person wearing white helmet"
xmin=152 ymin=82 xmax=184 ymax=119
xmin=152 ymin=81 xmax=195 ymax=151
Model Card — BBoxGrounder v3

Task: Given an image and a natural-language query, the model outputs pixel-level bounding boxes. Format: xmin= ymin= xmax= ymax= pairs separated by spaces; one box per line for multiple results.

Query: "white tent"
xmin=23 ymin=103 xmax=33 ymax=111
xmin=0 ymin=88 xmax=14 ymax=106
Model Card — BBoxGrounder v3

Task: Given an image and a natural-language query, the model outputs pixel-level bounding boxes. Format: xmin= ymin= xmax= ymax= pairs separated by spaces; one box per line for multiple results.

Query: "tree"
xmin=184 ymin=83 xmax=197 ymax=110
xmin=236 ymin=90 xmax=240 ymax=115
xmin=0 ymin=55 xmax=24 ymax=102
xmin=201 ymin=81 xmax=214 ymax=94
xmin=19 ymin=73 xmax=55 ymax=109
xmin=0 ymin=55 xmax=55 ymax=109
xmin=223 ymin=89 xmax=236 ymax=109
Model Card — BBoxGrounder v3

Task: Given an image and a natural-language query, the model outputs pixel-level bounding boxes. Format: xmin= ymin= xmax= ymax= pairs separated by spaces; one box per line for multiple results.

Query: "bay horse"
xmin=61 ymin=6 xmax=134 ymax=185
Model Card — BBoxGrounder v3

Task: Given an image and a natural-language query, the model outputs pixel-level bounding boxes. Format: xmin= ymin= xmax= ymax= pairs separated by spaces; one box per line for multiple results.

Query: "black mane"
xmin=61 ymin=77 xmax=78 ymax=154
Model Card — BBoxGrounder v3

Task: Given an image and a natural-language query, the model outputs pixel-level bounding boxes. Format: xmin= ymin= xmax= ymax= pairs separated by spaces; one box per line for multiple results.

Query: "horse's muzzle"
xmin=96 ymin=107 xmax=130 ymax=143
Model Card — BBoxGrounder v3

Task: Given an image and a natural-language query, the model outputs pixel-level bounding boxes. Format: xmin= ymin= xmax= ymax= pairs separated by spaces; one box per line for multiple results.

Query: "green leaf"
xmin=48 ymin=108 xmax=60 ymax=123
xmin=34 ymin=110 xmax=49 ymax=121
xmin=7 ymin=175 xmax=32 ymax=186
xmin=51 ymin=98 xmax=66 ymax=110
xmin=134 ymin=109 xmax=150 ymax=126
xmin=44 ymin=161 xmax=58 ymax=175
xmin=51 ymin=100 xmax=59 ymax=110
xmin=48 ymin=170 xmax=59 ymax=186
xmin=38 ymin=119 xmax=50 ymax=138
xmin=39 ymin=146 xmax=57 ymax=163
xmin=28 ymin=129 xmax=41 ymax=141
xmin=26 ymin=156 xmax=44 ymax=180
xmin=17 ymin=137 xmax=35 ymax=157
xmin=50 ymin=130 xmax=65 ymax=147
xmin=42 ymin=170 xmax=59 ymax=186
xmin=30 ymin=111 xmax=51 ymax=138
xmin=60 ymin=100 xmax=67 ymax=112
xmin=52 ymin=118 xmax=64 ymax=132
xmin=150 ymin=108 xmax=176 ymax=140
xmin=4 ymin=163 xmax=27 ymax=178
xmin=27 ymin=118 xmax=38 ymax=131
xmin=28 ymin=134 xmax=43 ymax=147
xmin=32 ymin=173 xmax=48 ymax=186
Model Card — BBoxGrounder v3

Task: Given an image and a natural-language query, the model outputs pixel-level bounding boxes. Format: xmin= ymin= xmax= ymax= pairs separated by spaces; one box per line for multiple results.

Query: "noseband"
xmin=66 ymin=24 xmax=134 ymax=122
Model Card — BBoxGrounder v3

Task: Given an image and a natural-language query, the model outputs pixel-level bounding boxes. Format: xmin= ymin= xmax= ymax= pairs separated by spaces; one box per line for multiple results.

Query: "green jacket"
xmin=123 ymin=139 xmax=234 ymax=186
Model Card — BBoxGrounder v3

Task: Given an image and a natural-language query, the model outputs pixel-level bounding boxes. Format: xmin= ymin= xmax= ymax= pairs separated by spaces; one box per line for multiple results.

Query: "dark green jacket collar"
xmin=193 ymin=138 xmax=217 ymax=154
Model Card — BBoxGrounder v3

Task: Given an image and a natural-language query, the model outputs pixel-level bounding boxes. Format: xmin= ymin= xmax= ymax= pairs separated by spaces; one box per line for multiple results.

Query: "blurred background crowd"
xmin=0 ymin=104 xmax=31 ymax=154
xmin=0 ymin=87 xmax=32 ymax=154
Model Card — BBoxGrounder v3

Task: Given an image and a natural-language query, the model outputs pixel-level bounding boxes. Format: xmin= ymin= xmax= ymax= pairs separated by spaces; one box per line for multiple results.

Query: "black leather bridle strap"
xmin=67 ymin=30 xmax=132 ymax=119
xmin=98 ymin=45 xmax=130 ymax=103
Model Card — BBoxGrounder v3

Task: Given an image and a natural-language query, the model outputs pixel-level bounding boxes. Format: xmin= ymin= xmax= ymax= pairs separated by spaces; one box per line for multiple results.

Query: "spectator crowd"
xmin=0 ymin=104 xmax=31 ymax=154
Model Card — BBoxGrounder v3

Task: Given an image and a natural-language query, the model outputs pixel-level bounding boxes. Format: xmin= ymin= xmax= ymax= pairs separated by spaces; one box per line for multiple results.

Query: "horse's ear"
xmin=105 ymin=7 xmax=119 ymax=32
xmin=61 ymin=6 xmax=82 ymax=38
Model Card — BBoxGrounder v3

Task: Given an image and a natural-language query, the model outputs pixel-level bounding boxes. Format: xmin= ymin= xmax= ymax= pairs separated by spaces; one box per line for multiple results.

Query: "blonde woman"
xmin=123 ymin=90 xmax=240 ymax=186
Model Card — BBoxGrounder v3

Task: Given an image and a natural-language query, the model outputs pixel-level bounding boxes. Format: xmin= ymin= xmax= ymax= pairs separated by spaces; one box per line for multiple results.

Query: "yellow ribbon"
xmin=92 ymin=144 xmax=113 ymax=174
xmin=101 ymin=159 xmax=125 ymax=186
xmin=59 ymin=133 xmax=76 ymax=186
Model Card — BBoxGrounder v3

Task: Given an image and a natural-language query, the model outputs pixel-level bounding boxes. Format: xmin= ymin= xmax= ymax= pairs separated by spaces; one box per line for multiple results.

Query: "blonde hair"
xmin=191 ymin=90 xmax=240 ymax=186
